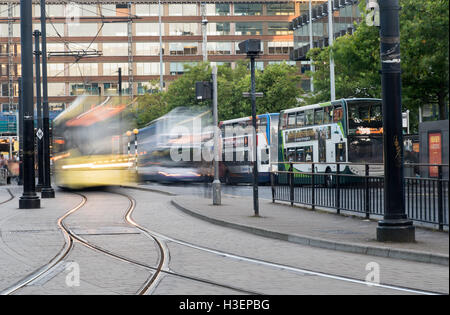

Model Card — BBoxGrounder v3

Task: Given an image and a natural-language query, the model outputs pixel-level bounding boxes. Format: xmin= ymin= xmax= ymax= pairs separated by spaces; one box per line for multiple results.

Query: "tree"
xmin=307 ymin=0 xmax=449 ymax=125
xmin=163 ymin=62 xmax=212 ymax=111
xmin=400 ymin=0 xmax=449 ymax=120
xmin=126 ymin=92 xmax=169 ymax=129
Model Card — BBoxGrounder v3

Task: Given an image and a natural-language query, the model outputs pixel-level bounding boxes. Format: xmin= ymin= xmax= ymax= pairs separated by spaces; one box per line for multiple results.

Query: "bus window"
xmin=305 ymin=110 xmax=314 ymax=126
xmin=295 ymin=146 xmax=313 ymax=162
xmin=347 ymin=100 xmax=383 ymax=134
xmin=296 ymin=112 xmax=305 ymax=127
xmin=296 ymin=148 xmax=304 ymax=162
xmin=288 ymin=113 xmax=296 ymax=128
xmin=314 ymin=108 xmax=324 ymax=125
xmin=286 ymin=148 xmax=296 ymax=162
xmin=280 ymin=112 xmax=288 ymax=129
xmin=333 ymin=106 xmax=343 ymax=123
xmin=323 ymin=106 xmax=332 ymax=124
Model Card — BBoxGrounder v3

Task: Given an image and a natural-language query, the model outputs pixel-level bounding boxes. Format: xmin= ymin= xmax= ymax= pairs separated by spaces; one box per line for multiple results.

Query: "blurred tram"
xmin=52 ymin=96 xmax=136 ymax=189
xmin=137 ymin=107 xmax=214 ymax=183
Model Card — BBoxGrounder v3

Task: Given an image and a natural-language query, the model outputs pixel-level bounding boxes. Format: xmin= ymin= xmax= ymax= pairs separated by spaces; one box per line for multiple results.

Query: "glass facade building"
xmin=0 ymin=0 xmax=304 ymax=118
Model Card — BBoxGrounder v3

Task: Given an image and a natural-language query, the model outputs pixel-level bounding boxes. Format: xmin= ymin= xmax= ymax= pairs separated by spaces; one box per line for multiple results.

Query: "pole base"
xmin=41 ymin=187 xmax=55 ymax=199
xmin=212 ymin=180 xmax=221 ymax=205
xmin=376 ymin=220 xmax=415 ymax=243
xmin=19 ymin=196 xmax=40 ymax=209
xmin=36 ymin=183 xmax=43 ymax=192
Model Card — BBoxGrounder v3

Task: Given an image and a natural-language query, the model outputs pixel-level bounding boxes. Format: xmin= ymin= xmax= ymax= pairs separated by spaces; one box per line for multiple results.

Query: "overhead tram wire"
xmin=46 ymin=7 xmax=105 ymax=79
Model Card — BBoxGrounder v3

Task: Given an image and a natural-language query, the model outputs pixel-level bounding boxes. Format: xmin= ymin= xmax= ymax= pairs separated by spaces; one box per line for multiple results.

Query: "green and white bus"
xmin=277 ymin=98 xmax=384 ymax=184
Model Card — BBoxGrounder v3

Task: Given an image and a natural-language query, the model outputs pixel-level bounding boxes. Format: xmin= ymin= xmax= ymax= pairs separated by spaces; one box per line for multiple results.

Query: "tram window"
xmin=288 ymin=113 xmax=296 ymax=127
xmin=305 ymin=110 xmax=314 ymax=126
xmin=296 ymin=112 xmax=305 ymax=127
xmin=333 ymin=106 xmax=343 ymax=122
xmin=314 ymin=109 xmax=324 ymax=125
xmin=323 ymin=106 xmax=332 ymax=124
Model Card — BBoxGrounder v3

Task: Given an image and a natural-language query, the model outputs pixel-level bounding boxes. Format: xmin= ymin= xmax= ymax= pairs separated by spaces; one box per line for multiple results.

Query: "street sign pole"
xmin=376 ymin=0 xmax=414 ymax=242
xmin=40 ymin=0 xmax=55 ymax=198
xmin=19 ymin=0 xmax=40 ymax=209
xmin=212 ymin=65 xmax=221 ymax=205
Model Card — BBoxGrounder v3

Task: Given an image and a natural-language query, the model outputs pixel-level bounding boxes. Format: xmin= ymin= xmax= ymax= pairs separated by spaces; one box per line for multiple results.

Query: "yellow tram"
xmin=52 ymin=96 xmax=136 ymax=189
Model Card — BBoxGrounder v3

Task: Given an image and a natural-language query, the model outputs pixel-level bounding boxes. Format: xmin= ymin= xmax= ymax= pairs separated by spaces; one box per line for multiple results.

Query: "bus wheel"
xmin=325 ymin=168 xmax=334 ymax=188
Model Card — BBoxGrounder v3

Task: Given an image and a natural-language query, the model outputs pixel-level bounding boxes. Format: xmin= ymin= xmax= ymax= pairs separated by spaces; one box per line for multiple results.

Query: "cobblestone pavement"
xmin=1 ymin=186 xmax=448 ymax=295
xmin=120 ymin=187 xmax=449 ymax=295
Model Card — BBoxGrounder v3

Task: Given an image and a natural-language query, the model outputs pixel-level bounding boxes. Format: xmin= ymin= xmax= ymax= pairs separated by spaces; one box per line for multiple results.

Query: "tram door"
xmin=335 ymin=142 xmax=346 ymax=162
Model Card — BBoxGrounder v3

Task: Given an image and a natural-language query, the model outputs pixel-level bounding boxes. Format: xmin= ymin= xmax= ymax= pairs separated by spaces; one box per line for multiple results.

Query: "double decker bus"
xmin=219 ymin=113 xmax=279 ymax=184
xmin=277 ymin=98 xmax=383 ymax=185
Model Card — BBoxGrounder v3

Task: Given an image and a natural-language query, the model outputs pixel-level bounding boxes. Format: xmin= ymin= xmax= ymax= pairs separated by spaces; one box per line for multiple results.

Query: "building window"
xmin=136 ymin=63 xmax=162 ymax=75
xmin=267 ymin=3 xmax=295 ymax=16
xmin=169 ymin=43 xmax=198 ymax=56
xmin=207 ymin=42 xmax=231 ymax=55
xmin=135 ymin=4 xmax=160 ymax=16
xmin=48 ymin=4 xmax=65 ymax=17
xmin=136 ymin=43 xmax=162 ymax=56
xmin=205 ymin=3 xmax=230 ymax=16
xmin=102 ymin=43 xmax=128 ymax=56
xmin=47 ymin=64 xmax=65 ymax=77
xmin=207 ymin=22 xmax=231 ymax=36
xmin=102 ymin=23 xmax=127 ymax=36
xmin=168 ymin=4 xmax=197 ymax=16
xmin=169 ymin=62 xmax=197 ymax=75
xmin=268 ymin=42 xmax=294 ymax=55
xmin=68 ymin=23 xmax=99 ymax=37
xmin=70 ymin=83 xmax=99 ymax=96
xmin=234 ymin=3 xmax=262 ymax=16
xmin=69 ymin=63 xmax=98 ymax=77
xmin=103 ymin=63 xmax=128 ymax=76
xmin=235 ymin=22 xmax=263 ymax=35
xmin=169 ymin=23 xmax=199 ymax=36
xmin=48 ymin=83 xmax=66 ymax=96
xmin=135 ymin=23 xmax=163 ymax=36
xmin=268 ymin=22 xmax=292 ymax=35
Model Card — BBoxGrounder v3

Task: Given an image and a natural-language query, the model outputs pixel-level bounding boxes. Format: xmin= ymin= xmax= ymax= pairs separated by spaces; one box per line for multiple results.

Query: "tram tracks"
xmin=1 ymin=190 xmax=260 ymax=295
xmin=1 ymin=187 xmax=444 ymax=295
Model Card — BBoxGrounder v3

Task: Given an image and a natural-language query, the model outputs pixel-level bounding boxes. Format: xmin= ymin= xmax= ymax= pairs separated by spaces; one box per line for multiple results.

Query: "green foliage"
xmin=132 ymin=61 xmax=304 ymax=126
xmin=307 ymin=0 xmax=449 ymax=125
xmin=126 ymin=92 xmax=169 ymax=128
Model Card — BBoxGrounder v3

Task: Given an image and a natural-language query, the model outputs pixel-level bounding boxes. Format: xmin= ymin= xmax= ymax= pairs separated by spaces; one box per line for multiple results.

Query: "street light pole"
xmin=19 ymin=0 xmax=40 ymax=209
xmin=376 ymin=0 xmax=415 ymax=242
xmin=309 ymin=0 xmax=314 ymax=93
xmin=250 ymin=55 xmax=259 ymax=216
xmin=40 ymin=0 xmax=55 ymax=198
xmin=211 ymin=65 xmax=221 ymax=205
xmin=201 ymin=2 xmax=208 ymax=62
xmin=33 ymin=30 xmax=44 ymax=192
xmin=328 ymin=0 xmax=335 ymax=101
xmin=158 ymin=0 xmax=164 ymax=91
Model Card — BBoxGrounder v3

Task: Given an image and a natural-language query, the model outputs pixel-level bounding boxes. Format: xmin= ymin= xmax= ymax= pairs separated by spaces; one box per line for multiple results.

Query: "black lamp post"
xmin=238 ymin=39 xmax=261 ymax=217
xmin=376 ymin=0 xmax=415 ymax=242
xmin=33 ymin=30 xmax=44 ymax=192
xmin=40 ymin=0 xmax=55 ymax=198
xmin=19 ymin=0 xmax=40 ymax=209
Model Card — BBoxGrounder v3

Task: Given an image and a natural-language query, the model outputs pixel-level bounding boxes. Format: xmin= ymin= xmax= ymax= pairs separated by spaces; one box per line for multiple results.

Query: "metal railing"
xmin=270 ymin=162 xmax=449 ymax=231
